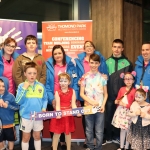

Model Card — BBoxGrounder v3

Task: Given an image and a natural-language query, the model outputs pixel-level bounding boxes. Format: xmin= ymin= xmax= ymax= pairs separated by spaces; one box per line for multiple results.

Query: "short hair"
xmin=24 ymin=61 xmax=38 ymax=72
xmin=4 ymin=37 xmax=17 ymax=47
xmin=0 ymin=79 xmax=4 ymax=83
xmin=84 ymin=41 xmax=95 ymax=49
xmin=136 ymin=88 xmax=146 ymax=98
xmin=142 ymin=41 xmax=150 ymax=45
xmin=89 ymin=53 xmax=100 ymax=63
xmin=52 ymin=45 xmax=66 ymax=66
xmin=58 ymin=73 xmax=71 ymax=82
xmin=112 ymin=39 xmax=124 ymax=47
xmin=24 ymin=35 xmax=38 ymax=45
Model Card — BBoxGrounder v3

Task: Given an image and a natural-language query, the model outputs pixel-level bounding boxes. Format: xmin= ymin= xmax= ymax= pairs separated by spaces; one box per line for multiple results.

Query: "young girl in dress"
xmin=127 ymin=87 xmax=150 ymax=150
xmin=49 ymin=73 xmax=80 ymax=150
xmin=112 ymin=71 xmax=136 ymax=150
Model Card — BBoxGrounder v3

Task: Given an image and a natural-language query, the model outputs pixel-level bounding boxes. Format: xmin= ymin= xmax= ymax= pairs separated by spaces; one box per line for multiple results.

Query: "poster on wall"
xmin=42 ymin=20 xmax=92 ymax=60
xmin=0 ymin=19 xmax=37 ymax=54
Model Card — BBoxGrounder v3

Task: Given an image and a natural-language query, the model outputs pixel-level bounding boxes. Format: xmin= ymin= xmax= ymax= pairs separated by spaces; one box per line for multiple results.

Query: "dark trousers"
xmin=47 ymin=104 xmax=65 ymax=143
xmin=105 ymin=100 xmax=120 ymax=140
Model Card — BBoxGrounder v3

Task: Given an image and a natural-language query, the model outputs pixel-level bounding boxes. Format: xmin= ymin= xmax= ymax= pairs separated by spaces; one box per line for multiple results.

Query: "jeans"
xmin=85 ymin=112 xmax=104 ymax=150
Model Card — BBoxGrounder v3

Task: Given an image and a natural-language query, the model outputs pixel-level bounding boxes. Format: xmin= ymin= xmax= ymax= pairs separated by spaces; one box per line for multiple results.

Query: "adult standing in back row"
xmin=103 ymin=39 xmax=133 ymax=145
xmin=135 ymin=42 xmax=150 ymax=102
xmin=75 ymin=41 xmax=108 ymax=148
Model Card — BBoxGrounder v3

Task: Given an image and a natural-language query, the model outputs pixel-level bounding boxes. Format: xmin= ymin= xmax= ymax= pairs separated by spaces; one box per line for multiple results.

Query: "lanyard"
xmin=140 ymin=61 xmax=148 ymax=86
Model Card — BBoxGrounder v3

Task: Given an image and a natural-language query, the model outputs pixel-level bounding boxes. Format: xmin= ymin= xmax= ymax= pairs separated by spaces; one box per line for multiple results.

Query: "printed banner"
xmin=32 ymin=106 xmax=100 ymax=121
xmin=42 ymin=20 xmax=92 ymax=60
xmin=0 ymin=19 xmax=37 ymax=54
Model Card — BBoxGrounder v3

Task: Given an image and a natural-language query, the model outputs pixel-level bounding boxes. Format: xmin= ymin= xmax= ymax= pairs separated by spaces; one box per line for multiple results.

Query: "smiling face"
xmin=89 ymin=59 xmax=100 ymax=73
xmin=24 ymin=67 xmax=37 ymax=84
xmin=4 ymin=41 xmax=16 ymax=55
xmin=124 ymin=74 xmax=134 ymax=88
xmin=59 ymin=77 xmax=70 ymax=89
xmin=142 ymin=44 xmax=150 ymax=62
xmin=0 ymin=80 xmax=5 ymax=95
xmin=53 ymin=48 xmax=64 ymax=64
xmin=84 ymin=42 xmax=95 ymax=55
xmin=25 ymin=39 xmax=37 ymax=53
xmin=135 ymin=91 xmax=146 ymax=104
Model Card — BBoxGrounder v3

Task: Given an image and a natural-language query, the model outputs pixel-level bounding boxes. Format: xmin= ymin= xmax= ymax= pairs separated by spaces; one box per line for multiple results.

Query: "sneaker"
xmin=60 ymin=145 xmax=67 ymax=150
xmin=117 ymin=148 xmax=124 ymax=150
xmin=83 ymin=143 xmax=87 ymax=148
xmin=112 ymin=139 xmax=120 ymax=144
xmin=85 ymin=148 xmax=91 ymax=150
xmin=102 ymin=139 xmax=112 ymax=145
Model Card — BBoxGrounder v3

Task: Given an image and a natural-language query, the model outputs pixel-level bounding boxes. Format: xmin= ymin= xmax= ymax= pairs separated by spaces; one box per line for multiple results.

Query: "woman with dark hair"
xmin=46 ymin=45 xmax=78 ymax=150
xmin=75 ymin=40 xmax=108 ymax=147
xmin=0 ymin=37 xmax=19 ymax=149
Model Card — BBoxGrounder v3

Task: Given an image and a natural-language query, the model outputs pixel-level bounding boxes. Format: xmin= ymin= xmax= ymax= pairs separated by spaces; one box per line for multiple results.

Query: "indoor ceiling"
xmin=0 ymin=0 xmax=73 ymax=31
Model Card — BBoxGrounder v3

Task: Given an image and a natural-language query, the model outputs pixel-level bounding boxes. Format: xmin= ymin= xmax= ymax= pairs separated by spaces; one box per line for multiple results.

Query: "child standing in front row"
xmin=112 ymin=72 xmax=136 ymax=150
xmin=50 ymin=73 xmax=80 ymax=150
xmin=15 ymin=62 xmax=48 ymax=150
xmin=127 ymin=88 xmax=150 ymax=150
xmin=0 ymin=77 xmax=19 ymax=150
xmin=80 ymin=53 xmax=108 ymax=150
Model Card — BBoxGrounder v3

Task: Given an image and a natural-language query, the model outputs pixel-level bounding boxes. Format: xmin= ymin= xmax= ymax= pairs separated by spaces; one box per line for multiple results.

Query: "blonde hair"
xmin=58 ymin=73 xmax=71 ymax=82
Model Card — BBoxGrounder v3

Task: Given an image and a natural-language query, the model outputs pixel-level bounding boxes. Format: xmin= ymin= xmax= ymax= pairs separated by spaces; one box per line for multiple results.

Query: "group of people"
xmin=0 ymin=35 xmax=150 ymax=150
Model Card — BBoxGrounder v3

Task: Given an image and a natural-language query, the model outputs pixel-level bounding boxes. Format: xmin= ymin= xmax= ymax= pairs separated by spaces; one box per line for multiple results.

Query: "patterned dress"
xmin=112 ymin=87 xmax=136 ymax=130
xmin=127 ymin=106 xmax=150 ymax=150
xmin=49 ymin=88 xmax=75 ymax=134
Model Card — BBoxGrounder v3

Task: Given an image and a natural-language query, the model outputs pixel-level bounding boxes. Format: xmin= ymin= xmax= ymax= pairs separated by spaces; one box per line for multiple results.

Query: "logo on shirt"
xmin=22 ymin=125 xmax=25 ymax=130
xmin=37 ymin=60 xmax=42 ymax=66
xmin=22 ymin=60 xmax=30 ymax=66
xmin=38 ymin=88 xmax=42 ymax=93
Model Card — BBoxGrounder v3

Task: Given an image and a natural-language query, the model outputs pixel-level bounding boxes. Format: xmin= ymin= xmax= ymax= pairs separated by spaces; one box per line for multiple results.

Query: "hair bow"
xmin=135 ymin=84 xmax=149 ymax=92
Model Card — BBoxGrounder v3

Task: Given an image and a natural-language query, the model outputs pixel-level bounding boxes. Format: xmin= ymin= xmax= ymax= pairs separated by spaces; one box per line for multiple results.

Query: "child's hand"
xmin=92 ymin=101 xmax=99 ymax=107
xmin=23 ymin=81 xmax=30 ymax=89
xmin=52 ymin=100 xmax=56 ymax=109
xmin=140 ymin=111 xmax=146 ymax=118
xmin=100 ymin=105 xmax=105 ymax=113
xmin=101 ymin=74 xmax=108 ymax=80
xmin=78 ymin=79 xmax=81 ymax=86
xmin=2 ymin=102 xmax=8 ymax=108
xmin=119 ymin=101 xmax=126 ymax=107
xmin=56 ymin=115 xmax=61 ymax=119
xmin=115 ymin=100 xmax=119 ymax=104
xmin=0 ymin=99 xmax=4 ymax=107
xmin=147 ymin=106 xmax=150 ymax=114
xmin=77 ymin=113 xmax=81 ymax=117
xmin=42 ymin=109 xmax=46 ymax=112
xmin=135 ymin=108 xmax=141 ymax=116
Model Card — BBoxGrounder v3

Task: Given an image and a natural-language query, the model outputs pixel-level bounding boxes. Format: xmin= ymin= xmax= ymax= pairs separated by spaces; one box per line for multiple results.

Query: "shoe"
xmin=117 ymin=148 xmax=124 ymax=150
xmin=83 ymin=143 xmax=87 ymax=148
xmin=102 ymin=139 xmax=112 ymax=145
xmin=85 ymin=148 xmax=91 ymax=150
xmin=61 ymin=144 xmax=67 ymax=150
xmin=112 ymin=139 xmax=120 ymax=144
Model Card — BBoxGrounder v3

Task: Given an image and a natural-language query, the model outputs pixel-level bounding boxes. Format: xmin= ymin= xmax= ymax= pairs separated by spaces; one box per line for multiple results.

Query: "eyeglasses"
xmin=5 ymin=44 xmax=16 ymax=49
xmin=124 ymin=78 xmax=133 ymax=81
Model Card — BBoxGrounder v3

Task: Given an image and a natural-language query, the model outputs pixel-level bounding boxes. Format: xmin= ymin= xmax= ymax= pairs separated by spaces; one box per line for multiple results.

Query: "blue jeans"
xmin=85 ymin=112 xmax=104 ymax=150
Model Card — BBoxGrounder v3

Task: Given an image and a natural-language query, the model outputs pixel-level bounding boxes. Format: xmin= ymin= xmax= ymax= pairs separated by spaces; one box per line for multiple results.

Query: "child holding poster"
xmin=50 ymin=73 xmax=81 ymax=150
xmin=80 ymin=53 xmax=108 ymax=150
